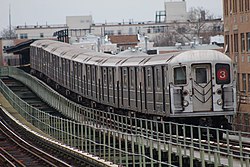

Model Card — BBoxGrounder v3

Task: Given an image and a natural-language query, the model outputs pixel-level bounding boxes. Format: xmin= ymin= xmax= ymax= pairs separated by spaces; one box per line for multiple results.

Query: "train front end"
xmin=168 ymin=50 xmax=236 ymax=128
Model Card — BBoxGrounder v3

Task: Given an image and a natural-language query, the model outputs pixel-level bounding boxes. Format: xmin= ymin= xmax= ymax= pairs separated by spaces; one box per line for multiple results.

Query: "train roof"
xmin=168 ymin=50 xmax=231 ymax=65
xmin=31 ymin=40 xmax=231 ymax=67
xmin=31 ymin=40 xmax=68 ymax=48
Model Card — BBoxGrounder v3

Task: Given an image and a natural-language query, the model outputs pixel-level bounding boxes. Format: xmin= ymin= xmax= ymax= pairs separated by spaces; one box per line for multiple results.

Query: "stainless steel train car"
xmin=30 ymin=40 xmax=236 ymax=129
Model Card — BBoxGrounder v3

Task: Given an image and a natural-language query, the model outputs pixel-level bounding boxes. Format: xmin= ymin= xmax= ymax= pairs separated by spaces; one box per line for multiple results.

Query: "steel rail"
xmin=0 ymin=120 xmax=71 ymax=167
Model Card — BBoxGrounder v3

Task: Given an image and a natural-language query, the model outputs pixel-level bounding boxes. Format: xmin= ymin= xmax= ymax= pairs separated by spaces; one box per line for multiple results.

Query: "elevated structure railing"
xmin=0 ymin=67 xmax=249 ymax=167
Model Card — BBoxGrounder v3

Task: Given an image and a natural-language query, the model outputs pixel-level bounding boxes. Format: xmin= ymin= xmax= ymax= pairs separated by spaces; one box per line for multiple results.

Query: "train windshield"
xmin=174 ymin=66 xmax=186 ymax=85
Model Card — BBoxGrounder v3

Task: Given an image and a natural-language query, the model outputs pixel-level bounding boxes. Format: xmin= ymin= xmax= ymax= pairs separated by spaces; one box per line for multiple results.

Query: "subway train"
xmin=30 ymin=40 xmax=236 ymax=129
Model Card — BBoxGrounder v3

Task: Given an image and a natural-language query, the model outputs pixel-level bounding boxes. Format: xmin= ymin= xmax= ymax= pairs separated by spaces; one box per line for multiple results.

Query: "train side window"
xmin=130 ymin=68 xmax=134 ymax=88
xmin=123 ymin=68 xmax=127 ymax=88
xmin=78 ymin=64 xmax=82 ymax=79
xmin=156 ymin=68 xmax=160 ymax=88
xmin=87 ymin=66 xmax=91 ymax=83
xmin=174 ymin=66 xmax=187 ymax=85
xmin=74 ymin=62 xmax=77 ymax=76
xmin=109 ymin=68 xmax=112 ymax=87
xmin=195 ymin=68 xmax=207 ymax=83
xmin=103 ymin=68 xmax=107 ymax=85
xmin=92 ymin=66 xmax=95 ymax=82
xmin=50 ymin=54 xmax=52 ymax=63
xmin=147 ymin=68 xmax=151 ymax=87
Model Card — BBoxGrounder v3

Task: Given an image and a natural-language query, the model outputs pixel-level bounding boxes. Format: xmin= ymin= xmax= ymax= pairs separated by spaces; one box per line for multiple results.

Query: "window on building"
xmin=248 ymin=55 xmax=250 ymax=63
xmin=248 ymin=74 xmax=250 ymax=92
xmin=229 ymin=0 xmax=232 ymax=13
xmin=247 ymin=32 xmax=250 ymax=52
xmin=242 ymin=73 xmax=247 ymax=92
xmin=224 ymin=0 xmax=229 ymax=16
xmin=237 ymin=73 xmax=240 ymax=91
xmin=106 ymin=30 xmax=114 ymax=35
xmin=129 ymin=28 xmax=133 ymax=35
xmin=239 ymin=0 xmax=244 ymax=12
xmin=233 ymin=0 xmax=238 ymax=13
xmin=241 ymin=33 xmax=245 ymax=52
xmin=147 ymin=28 xmax=151 ymax=33
xmin=242 ymin=55 xmax=245 ymax=62
xmin=20 ymin=33 xmax=28 ymax=39
xmin=225 ymin=34 xmax=230 ymax=53
xmin=234 ymin=34 xmax=238 ymax=52
xmin=40 ymin=33 xmax=44 ymax=38
xmin=246 ymin=0 xmax=250 ymax=11
xmin=117 ymin=30 xmax=122 ymax=35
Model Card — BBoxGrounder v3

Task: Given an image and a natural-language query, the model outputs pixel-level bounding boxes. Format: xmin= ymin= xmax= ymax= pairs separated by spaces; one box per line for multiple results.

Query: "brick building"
xmin=223 ymin=0 xmax=250 ymax=111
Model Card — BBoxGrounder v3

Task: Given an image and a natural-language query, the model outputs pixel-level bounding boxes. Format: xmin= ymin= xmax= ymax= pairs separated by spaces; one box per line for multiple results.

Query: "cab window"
xmin=196 ymin=68 xmax=207 ymax=84
xmin=174 ymin=67 xmax=187 ymax=85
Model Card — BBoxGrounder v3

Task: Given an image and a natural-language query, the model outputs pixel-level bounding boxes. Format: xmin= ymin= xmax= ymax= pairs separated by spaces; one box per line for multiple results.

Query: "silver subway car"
xmin=30 ymin=40 xmax=236 ymax=129
xmin=168 ymin=50 xmax=236 ymax=117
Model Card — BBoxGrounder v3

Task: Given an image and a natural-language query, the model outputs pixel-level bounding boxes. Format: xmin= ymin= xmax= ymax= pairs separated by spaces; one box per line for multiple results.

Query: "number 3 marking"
xmin=217 ymin=68 xmax=228 ymax=81
xmin=220 ymin=71 xmax=226 ymax=79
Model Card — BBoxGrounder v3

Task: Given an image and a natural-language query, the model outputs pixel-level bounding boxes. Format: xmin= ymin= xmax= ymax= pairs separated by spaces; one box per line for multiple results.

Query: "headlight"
xmin=217 ymin=99 xmax=223 ymax=105
xmin=183 ymin=100 xmax=189 ymax=107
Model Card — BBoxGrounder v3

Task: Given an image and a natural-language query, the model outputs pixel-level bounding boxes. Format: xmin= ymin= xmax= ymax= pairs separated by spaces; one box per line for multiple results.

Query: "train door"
xmin=191 ymin=64 xmax=213 ymax=112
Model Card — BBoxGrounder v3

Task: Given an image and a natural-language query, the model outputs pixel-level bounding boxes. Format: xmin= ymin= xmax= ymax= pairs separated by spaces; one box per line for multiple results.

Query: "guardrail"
xmin=0 ymin=67 xmax=250 ymax=167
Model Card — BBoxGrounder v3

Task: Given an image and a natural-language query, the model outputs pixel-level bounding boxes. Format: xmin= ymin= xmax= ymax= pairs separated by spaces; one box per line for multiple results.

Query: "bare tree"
xmin=188 ymin=7 xmax=218 ymax=42
xmin=152 ymin=7 xmax=223 ymax=47
xmin=153 ymin=30 xmax=186 ymax=47
xmin=188 ymin=7 xmax=216 ymax=22
xmin=0 ymin=27 xmax=16 ymax=39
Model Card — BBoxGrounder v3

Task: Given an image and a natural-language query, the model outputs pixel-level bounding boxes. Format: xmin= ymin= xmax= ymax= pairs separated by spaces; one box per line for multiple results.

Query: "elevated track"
xmin=0 ymin=66 xmax=249 ymax=167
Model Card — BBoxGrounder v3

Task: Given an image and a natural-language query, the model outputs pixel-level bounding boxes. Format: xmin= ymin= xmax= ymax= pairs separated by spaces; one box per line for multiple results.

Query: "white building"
xmin=91 ymin=21 xmax=166 ymax=40
xmin=0 ymin=39 xmax=19 ymax=66
xmin=15 ymin=24 xmax=67 ymax=39
xmin=165 ymin=0 xmax=188 ymax=23
xmin=15 ymin=16 xmax=93 ymax=40
xmin=66 ymin=15 xmax=93 ymax=29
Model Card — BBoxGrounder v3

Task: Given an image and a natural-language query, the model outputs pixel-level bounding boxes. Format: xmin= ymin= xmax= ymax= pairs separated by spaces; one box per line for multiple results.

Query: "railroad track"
xmin=0 ymin=76 xmax=115 ymax=167
xmin=1 ymin=75 xmax=249 ymax=166
xmin=0 ymin=120 xmax=71 ymax=167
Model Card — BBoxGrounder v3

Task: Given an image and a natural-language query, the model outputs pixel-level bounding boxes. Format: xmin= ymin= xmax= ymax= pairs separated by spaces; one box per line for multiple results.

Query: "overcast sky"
xmin=0 ymin=0 xmax=222 ymax=32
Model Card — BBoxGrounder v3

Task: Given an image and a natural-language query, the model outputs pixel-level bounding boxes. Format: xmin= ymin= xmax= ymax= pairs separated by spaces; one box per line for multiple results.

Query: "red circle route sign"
xmin=217 ymin=68 xmax=228 ymax=81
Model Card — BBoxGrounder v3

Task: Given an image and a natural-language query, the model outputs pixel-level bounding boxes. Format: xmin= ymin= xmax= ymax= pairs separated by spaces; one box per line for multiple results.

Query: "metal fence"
xmin=0 ymin=66 xmax=250 ymax=167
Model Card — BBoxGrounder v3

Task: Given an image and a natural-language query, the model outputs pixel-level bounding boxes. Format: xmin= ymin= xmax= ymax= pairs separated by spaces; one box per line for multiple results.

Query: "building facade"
xmin=223 ymin=0 xmax=250 ymax=111
xmin=0 ymin=38 xmax=30 ymax=66
xmin=66 ymin=15 xmax=93 ymax=29
xmin=164 ymin=0 xmax=188 ymax=22
xmin=15 ymin=24 xmax=67 ymax=39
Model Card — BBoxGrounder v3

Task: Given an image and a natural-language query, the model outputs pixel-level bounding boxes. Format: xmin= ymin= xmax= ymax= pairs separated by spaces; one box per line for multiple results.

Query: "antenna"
xmin=9 ymin=4 xmax=12 ymax=38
